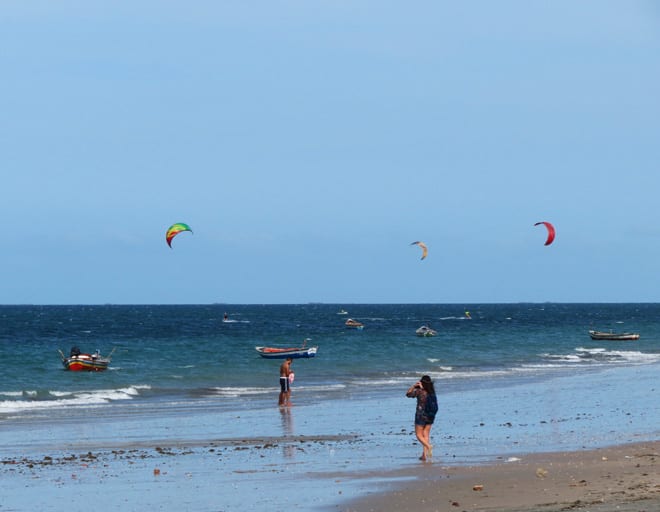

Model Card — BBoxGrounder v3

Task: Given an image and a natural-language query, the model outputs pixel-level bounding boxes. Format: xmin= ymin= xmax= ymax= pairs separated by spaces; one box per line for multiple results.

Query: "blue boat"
xmin=255 ymin=345 xmax=318 ymax=359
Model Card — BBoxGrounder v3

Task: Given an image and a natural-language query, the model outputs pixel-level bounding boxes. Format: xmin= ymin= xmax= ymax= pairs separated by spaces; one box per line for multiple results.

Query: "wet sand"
xmin=1 ymin=435 xmax=658 ymax=511
xmin=339 ymin=441 xmax=660 ymax=512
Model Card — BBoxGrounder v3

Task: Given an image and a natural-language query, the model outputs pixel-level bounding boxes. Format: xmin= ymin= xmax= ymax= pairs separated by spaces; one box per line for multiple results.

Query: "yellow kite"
xmin=410 ymin=241 xmax=428 ymax=260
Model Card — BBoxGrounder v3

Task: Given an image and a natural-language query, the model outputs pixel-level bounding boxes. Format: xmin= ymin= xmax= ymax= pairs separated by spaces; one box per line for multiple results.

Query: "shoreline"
xmin=1 ymin=361 xmax=659 ymax=510
xmin=338 ymin=440 xmax=660 ymax=512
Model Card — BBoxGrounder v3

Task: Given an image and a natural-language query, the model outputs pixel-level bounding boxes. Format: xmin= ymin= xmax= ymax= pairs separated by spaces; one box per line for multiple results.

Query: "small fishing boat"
xmin=416 ymin=325 xmax=437 ymax=337
xmin=255 ymin=345 xmax=318 ymax=359
xmin=345 ymin=318 xmax=364 ymax=329
xmin=588 ymin=330 xmax=640 ymax=341
xmin=337 ymin=309 xmax=348 ymax=315
xmin=59 ymin=347 xmax=115 ymax=371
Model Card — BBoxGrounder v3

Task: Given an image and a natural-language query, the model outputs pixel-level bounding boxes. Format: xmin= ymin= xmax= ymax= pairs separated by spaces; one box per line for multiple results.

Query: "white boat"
xmin=255 ymin=346 xmax=318 ymax=359
xmin=588 ymin=330 xmax=639 ymax=341
xmin=416 ymin=325 xmax=437 ymax=337
xmin=345 ymin=318 xmax=364 ymax=329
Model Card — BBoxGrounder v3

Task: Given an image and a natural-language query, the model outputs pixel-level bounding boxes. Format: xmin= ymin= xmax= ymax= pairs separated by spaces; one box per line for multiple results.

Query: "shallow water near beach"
xmin=1 ymin=304 xmax=659 ymax=510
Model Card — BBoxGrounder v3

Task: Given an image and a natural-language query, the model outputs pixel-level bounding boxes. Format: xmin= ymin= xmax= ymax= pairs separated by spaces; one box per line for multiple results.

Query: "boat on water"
xmin=337 ymin=309 xmax=348 ymax=315
xmin=255 ymin=345 xmax=318 ymax=359
xmin=588 ymin=330 xmax=640 ymax=341
xmin=58 ymin=346 xmax=115 ymax=371
xmin=345 ymin=318 xmax=364 ymax=329
xmin=415 ymin=325 xmax=437 ymax=337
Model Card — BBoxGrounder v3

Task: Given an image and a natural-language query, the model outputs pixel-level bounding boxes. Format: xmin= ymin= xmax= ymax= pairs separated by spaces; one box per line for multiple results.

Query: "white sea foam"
xmin=291 ymin=383 xmax=347 ymax=392
xmin=0 ymin=385 xmax=151 ymax=415
xmin=537 ymin=347 xmax=660 ymax=367
xmin=575 ymin=347 xmax=605 ymax=353
xmin=522 ymin=363 xmax=575 ymax=369
xmin=0 ymin=391 xmax=25 ymax=398
xmin=432 ymin=369 xmax=514 ymax=380
xmin=353 ymin=378 xmax=405 ymax=386
xmin=211 ymin=386 xmax=276 ymax=397
xmin=575 ymin=347 xmax=660 ymax=364
xmin=211 ymin=383 xmax=347 ymax=397
xmin=540 ymin=354 xmax=582 ymax=363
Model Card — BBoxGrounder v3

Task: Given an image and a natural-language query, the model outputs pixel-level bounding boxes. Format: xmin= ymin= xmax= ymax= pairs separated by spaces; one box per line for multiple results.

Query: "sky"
xmin=1 ymin=1 xmax=660 ymax=305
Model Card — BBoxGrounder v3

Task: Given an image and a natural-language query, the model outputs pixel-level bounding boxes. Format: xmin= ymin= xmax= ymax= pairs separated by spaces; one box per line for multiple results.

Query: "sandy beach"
xmin=340 ymin=441 xmax=660 ymax=512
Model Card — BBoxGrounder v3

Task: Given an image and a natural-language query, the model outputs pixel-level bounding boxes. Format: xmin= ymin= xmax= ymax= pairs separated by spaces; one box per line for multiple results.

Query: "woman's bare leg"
xmin=421 ymin=425 xmax=433 ymax=458
xmin=415 ymin=425 xmax=431 ymax=460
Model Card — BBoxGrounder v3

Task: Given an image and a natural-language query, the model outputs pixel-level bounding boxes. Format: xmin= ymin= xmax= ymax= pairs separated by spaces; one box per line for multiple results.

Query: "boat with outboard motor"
xmin=588 ymin=330 xmax=639 ymax=341
xmin=415 ymin=325 xmax=437 ymax=337
xmin=59 ymin=346 xmax=115 ymax=371
xmin=255 ymin=346 xmax=318 ymax=359
xmin=255 ymin=338 xmax=318 ymax=359
xmin=345 ymin=318 xmax=364 ymax=329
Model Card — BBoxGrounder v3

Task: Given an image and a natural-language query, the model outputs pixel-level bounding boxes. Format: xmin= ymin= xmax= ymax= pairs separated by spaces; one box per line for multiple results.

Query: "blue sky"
xmin=2 ymin=1 xmax=659 ymax=304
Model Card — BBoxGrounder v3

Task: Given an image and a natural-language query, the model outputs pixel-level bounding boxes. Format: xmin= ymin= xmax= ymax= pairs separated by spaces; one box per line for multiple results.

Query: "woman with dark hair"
xmin=406 ymin=375 xmax=437 ymax=461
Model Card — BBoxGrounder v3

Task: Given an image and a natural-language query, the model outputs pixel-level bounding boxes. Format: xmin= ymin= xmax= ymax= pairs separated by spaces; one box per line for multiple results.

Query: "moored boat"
xmin=59 ymin=346 xmax=114 ymax=371
xmin=255 ymin=345 xmax=318 ymax=359
xmin=415 ymin=325 xmax=437 ymax=337
xmin=588 ymin=330 xmax=640 ymax=341
xmin=345 ymin=318 xmax=364 ymax=329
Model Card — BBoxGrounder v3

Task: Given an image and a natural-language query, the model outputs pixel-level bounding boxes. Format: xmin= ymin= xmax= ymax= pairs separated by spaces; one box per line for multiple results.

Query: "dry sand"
xmin=339 ymin=441 xmax=660 ymax=512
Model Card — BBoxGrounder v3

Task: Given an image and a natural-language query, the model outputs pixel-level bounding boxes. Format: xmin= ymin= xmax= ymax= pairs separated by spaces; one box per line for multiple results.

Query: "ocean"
xmin=1 ymin=303 xmax=658 ymax=423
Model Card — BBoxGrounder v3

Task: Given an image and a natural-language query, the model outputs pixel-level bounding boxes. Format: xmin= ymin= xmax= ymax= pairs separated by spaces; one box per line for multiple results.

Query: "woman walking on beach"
xmin=406 ymin=375 xmax=437 ymax=461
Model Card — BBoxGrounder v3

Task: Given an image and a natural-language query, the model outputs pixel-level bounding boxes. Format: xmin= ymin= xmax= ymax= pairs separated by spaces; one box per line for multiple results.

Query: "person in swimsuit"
xmin=279 ymin=358 xmax=293 ymax=406
xmin=406 ymin=375 xmax=437 ymax=461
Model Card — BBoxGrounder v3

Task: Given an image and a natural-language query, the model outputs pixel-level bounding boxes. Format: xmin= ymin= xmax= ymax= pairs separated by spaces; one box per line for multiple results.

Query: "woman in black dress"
xmin=406 ymin=375 xmax=437 ymax=461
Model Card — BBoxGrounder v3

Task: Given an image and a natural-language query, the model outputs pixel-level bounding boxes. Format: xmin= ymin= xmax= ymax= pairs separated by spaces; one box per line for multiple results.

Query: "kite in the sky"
xmin=534 ymin=221 xmax=556 ymax=246
xmin=166 ymin=223 xmax=193 ymax=248
xmin=410 ymin=241 xmax=428 ymax=260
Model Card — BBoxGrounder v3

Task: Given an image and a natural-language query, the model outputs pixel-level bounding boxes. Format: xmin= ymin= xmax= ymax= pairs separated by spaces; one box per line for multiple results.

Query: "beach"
xmin=342 ymin=442 xmax=660 ymax=512
xmin=1 ymin=304 xmax=659 ymax=511
xmin=1 ymin=363 xmax=658 ymax=511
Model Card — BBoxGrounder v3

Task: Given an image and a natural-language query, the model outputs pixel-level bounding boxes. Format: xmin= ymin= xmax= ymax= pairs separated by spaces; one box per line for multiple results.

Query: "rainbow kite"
xmin=166 ymin=223 xmax=193 ymax=248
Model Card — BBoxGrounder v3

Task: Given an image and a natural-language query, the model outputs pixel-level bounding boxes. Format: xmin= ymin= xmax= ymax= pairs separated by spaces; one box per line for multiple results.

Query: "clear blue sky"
xmin=2 ymin=1 xmax=659 ymax=304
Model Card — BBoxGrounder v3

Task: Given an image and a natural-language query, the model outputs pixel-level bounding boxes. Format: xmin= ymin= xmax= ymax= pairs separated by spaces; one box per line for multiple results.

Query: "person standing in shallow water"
xmin=406 ymin=375 xmax=437 ymax=461
xmin=279 ymin=358 xmax=293 ymax=406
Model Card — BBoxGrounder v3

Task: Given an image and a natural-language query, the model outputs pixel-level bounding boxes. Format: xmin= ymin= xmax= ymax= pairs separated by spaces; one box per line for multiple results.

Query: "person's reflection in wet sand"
xmin=279 ymin=406 xmax=296 ymax=458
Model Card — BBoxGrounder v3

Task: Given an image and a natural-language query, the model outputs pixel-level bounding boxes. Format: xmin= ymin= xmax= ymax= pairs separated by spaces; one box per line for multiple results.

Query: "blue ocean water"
xmin=1 ymin=303 xmax=658 ymax=424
